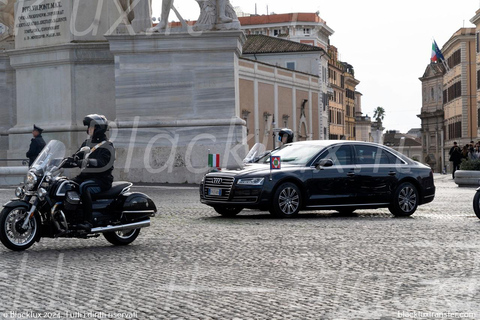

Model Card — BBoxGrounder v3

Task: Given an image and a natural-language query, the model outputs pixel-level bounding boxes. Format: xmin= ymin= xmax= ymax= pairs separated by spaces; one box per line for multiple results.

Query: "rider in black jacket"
xmin=68 ymin=114 xmax=115 ymax=230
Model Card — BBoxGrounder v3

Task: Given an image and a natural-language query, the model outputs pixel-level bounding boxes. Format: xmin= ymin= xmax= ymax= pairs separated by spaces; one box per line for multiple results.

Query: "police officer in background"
xmin=278 ymin=128 xmax=294 ymax=145
xmin=26 ymin=125 xmax=46 ymax=166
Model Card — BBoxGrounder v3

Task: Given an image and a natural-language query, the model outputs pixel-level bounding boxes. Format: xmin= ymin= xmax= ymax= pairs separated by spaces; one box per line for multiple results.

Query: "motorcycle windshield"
xmin=243 ymin=143 xmax=266 ymax=163
xmin=31 ymin=140 xmax=66 ymax=173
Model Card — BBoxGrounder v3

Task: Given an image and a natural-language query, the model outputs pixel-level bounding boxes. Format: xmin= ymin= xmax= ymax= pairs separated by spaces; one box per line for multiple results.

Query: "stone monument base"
xmin=107 ymin=30 xmax=247 ymax=183
xmin=6 ymin=42 xmax=115 ymax=160
xmin=0 ymin=36 xmax=16 ymax=162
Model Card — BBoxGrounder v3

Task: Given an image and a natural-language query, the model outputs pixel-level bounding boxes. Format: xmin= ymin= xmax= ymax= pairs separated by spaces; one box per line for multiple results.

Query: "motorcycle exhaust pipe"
xmin=90 ymin=220 xmax=151 ymax=234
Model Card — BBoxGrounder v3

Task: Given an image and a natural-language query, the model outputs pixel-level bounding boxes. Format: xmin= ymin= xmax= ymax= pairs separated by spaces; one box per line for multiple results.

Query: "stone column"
xmin=106 ymin=31 xmax=247 ymax=183
xmin=0 ymin=38 xmax=15 ymax=163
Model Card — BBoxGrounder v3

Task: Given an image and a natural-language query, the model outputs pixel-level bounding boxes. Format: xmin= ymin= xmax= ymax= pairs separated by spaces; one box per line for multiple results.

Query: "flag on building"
xmin=431 ymin=40 xmax=445 ymax=63
xmin=270 ymin=156 xmax=281 ymax=170
xmin=208 ymin=153 xmax=220 ymax=168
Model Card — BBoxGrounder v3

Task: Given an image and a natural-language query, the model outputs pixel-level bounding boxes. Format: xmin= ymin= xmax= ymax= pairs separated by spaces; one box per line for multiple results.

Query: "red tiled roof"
xmin=162 ymin=13 xmax=326 ymax=29
xmin=238 ymin=13 xmax=325 ymax=26
xmin=243 ymin=35 xmax=323 ymax=54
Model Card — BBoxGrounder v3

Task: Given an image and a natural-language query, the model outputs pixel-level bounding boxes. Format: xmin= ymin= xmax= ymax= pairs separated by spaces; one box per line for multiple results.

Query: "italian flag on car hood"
xmin=208 ymin=154 xmax=220 ymax=168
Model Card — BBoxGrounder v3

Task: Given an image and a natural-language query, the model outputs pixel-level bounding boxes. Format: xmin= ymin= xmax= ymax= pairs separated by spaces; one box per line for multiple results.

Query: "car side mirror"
xmin=316 ymin=159 xmax=334 ymax=169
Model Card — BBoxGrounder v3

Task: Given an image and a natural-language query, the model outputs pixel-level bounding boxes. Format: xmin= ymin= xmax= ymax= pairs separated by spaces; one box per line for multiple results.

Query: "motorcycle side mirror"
xmin=316 ymin=159 xmax=334 ymax=169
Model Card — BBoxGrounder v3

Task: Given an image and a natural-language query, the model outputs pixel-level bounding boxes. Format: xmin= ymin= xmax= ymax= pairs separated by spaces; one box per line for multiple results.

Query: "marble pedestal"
xmin=0 ymin=38 xmax=16 ymax=163
xmin=7 ymin=42 xmax=115 ymax=159
xmin=107 ymin=31 xmax=247 ymax=183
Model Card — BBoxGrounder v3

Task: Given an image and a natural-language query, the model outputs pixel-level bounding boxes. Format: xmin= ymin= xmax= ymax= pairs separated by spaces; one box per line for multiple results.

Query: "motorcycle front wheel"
xmin=473 ymin=191 xmax=480 ymax=219
xmin=103 ymin=229 xmax=140 ymax=246
xmin=0 ymin=207 xmax=40 ymax=251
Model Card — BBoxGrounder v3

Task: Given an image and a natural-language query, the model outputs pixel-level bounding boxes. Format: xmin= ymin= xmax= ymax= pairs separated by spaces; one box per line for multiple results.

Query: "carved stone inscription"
xmin=16 ymin=1 xmax=67 ymax=43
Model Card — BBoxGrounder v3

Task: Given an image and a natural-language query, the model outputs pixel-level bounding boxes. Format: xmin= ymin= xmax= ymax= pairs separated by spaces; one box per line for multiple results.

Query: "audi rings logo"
xmin=213 ymin=178 xmax=223 ymax=184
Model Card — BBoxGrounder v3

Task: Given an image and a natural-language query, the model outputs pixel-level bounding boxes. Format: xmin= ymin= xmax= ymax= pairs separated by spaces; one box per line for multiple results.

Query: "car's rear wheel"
xmin=270 ymin=182 xmax=301 ymax=218
xmin=389 ymin=182 xmax=419 ymax=217
xmin=214 ymin=206 xmax=243 ymax=217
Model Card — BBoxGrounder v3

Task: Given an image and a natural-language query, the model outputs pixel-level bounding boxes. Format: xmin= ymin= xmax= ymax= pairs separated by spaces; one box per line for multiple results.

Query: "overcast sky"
xmin=152 ymin=0 xmax=480 ymax=133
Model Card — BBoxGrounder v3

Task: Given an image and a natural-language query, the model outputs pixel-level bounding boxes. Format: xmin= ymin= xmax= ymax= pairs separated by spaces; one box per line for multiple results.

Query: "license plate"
xmin=208 ymin=188 xmax=222 ymax=196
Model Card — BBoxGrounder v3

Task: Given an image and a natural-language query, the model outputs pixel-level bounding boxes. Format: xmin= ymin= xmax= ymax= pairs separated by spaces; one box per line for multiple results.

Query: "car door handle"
xmin=347 ymin=172 xmax=355 ymax=177
xmin=388 ymin=171 xmax=396 ymax=176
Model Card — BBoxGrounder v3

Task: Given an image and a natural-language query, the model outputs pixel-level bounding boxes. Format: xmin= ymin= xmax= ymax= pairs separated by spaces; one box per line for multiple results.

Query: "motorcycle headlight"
xmin=237 ymin=177 xmax=265 ymax=186
xmin=37 ymin=188 xmax=47 ymax=200
xmin=15 ymin=186 xmax=25 ymax=198
xmin=25 ymin=171 xmax=38 ymax=191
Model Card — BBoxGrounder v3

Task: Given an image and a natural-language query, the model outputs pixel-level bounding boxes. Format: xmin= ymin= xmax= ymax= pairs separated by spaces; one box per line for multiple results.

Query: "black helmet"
xmin=83 ymin=114 xmax=108 ymax=136
xmin=278 ymin=128 xmax=294 ymax=144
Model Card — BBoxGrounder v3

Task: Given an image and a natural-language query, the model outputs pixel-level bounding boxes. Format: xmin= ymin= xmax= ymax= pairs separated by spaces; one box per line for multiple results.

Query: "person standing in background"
xmin=26 ymin=125 xmax=46 ymax=166
xmin=449 ymin=141 xmax=462 ymax=179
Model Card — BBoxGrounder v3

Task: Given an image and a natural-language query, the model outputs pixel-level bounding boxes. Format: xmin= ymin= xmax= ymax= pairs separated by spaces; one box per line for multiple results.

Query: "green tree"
xmin=373 ymin=106 xmax=385 ymax=123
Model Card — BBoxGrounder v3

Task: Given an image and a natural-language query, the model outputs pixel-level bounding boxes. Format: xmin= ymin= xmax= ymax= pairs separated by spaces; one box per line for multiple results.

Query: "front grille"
xmin=203 ymin=176 xmax=235 ymax=200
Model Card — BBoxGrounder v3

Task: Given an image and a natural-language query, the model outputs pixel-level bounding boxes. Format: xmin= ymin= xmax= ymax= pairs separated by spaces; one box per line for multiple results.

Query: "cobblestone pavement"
xmin=0 ymin=175 xmax=479 ymax=319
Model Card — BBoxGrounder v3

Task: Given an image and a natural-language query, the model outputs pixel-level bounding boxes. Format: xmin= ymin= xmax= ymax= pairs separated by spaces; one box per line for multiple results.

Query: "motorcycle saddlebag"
xmin=120 ymin=192 xmax=157 ymax=222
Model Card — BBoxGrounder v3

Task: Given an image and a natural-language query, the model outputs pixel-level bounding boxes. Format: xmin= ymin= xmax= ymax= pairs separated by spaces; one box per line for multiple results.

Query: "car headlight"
xmin=237 ymin=178 xmax=265 ymax=186
xmin=25 ymin=171 xmax=38 ymax=190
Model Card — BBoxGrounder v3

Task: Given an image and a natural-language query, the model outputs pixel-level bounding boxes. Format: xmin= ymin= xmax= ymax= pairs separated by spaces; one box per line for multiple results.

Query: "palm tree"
xmin=373 ymin=106 xmax=385 ymax=123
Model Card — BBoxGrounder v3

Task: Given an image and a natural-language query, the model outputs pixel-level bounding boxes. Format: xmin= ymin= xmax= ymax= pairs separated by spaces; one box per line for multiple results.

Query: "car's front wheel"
xmin=270 ymin=182 xmax=301 ymax=218
xmin=213 ymin=206 xmax=243 ymax=217
xmin=389 ymin=182 xmax=419 ymax=217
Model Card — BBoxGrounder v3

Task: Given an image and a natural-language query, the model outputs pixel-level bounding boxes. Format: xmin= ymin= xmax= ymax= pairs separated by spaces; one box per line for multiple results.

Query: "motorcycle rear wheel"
xmin=473 ymin=191 xmax=480 ymax=219
xmin=103 ymin=229 xmax=140 ymax=246
xmin=0 ymin=207 xmax=40 ymax=251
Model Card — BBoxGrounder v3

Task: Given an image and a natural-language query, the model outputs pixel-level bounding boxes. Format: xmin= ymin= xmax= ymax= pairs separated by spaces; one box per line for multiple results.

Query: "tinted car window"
xmin=318 ymin=145 xmax=353 ymax=165
xmin=260 ymin=144 xmax=324 ymax=165
xmin=354 ymin=145 xmax=395 ymax=165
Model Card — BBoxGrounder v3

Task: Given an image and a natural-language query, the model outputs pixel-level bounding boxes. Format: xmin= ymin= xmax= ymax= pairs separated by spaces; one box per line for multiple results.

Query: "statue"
xmin=0 ymin=0 xmax=15 ymax=37
xmin=114 ymin=0 xmax=152 ymax=33
xmin=150 ymin=0 xmax=239 ymax=32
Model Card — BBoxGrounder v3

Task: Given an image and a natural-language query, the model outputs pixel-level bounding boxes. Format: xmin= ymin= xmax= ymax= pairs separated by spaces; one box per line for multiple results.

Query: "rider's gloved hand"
xmin=65 ymin=157 xmax=76 ymax=166
xmin=76 ymin=159 xmax=86 ymax=168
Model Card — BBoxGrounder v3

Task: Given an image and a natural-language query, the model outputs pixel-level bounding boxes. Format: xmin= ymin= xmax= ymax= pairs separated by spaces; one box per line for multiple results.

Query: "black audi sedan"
xmin=200 ymin=141 xmax=435 ymax=218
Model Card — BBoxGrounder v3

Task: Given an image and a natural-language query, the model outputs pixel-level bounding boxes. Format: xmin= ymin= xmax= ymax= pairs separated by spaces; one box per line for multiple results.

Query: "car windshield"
xmin=259 ymin=144 xmax=324 ymax=165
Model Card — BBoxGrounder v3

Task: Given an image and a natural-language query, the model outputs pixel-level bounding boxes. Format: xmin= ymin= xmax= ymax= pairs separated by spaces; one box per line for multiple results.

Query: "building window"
xmin=273 ymin=29 xmax=281 ymax=36
xmin=431 ymin=88 xmax=434 ymax=100
xmin=286 ymin=62 xmax=296 ymax=71
xmin=477 ymin=32 xmax=480 ymax=53
xmin=477 ymin=70 xmax=480 ymax=90
xmin=447 ymin=49 xmax=461 ymax=68
xmin=444 ymin=81 xmax=462 ymax=103
xmin=303 ymin=28 xmax=311 ymax=36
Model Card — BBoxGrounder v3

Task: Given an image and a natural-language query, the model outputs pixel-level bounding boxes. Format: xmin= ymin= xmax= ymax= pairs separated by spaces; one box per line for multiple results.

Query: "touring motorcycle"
xmin=0 ymin=140 xmax=157 ymax=251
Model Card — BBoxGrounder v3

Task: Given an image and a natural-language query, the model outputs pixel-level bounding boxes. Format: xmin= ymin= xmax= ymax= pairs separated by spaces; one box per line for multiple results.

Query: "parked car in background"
xmin=200 ymin=140 xmax=435 ymax=218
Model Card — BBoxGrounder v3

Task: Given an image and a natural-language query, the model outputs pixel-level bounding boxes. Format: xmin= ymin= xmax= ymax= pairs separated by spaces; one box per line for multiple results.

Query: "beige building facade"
xmin=419 ymin=13 xmax=480 ymax=173
xmin=418 ymin=63 xmax=445 ymax=172
xmin=238 ymin=58 xmax=322 ymax=150
xmin=239 ymin=12 xmax=365 ymax=142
